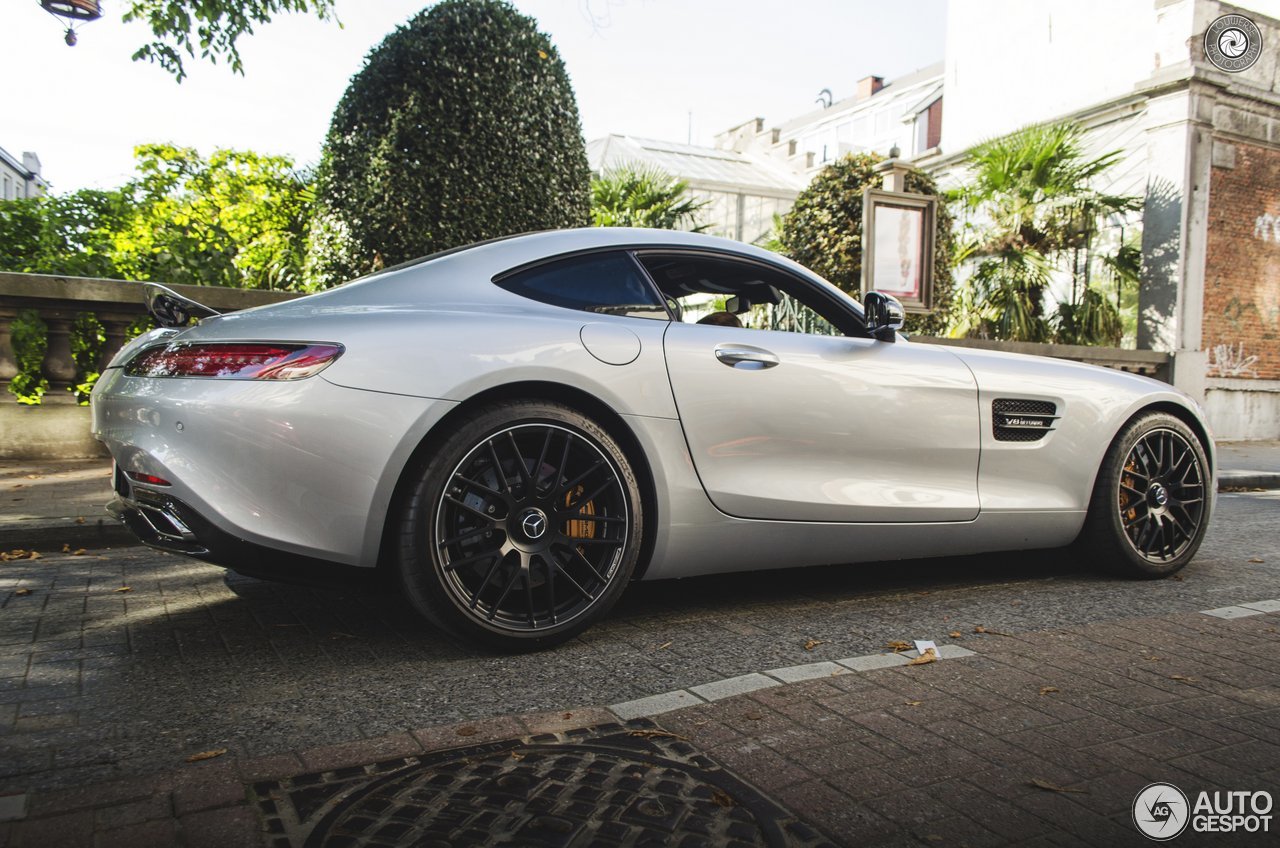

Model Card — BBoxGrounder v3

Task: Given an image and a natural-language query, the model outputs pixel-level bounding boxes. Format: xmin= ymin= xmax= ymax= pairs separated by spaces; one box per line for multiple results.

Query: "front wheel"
xmin=396 ymin=400 xmax=644 ymax=650
xmin=1078 ymin=411 xmax=1211 ymax=578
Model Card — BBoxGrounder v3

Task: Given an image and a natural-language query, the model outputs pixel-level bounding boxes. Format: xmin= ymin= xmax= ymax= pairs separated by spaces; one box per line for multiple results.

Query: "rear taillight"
xmin=125 ymin=342 xmax=344 ymax=380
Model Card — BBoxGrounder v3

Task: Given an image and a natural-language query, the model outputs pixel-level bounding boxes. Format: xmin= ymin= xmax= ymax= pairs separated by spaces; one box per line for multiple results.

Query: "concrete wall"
xmin=1206 ymin=379 xmax=1280 ymax=438
xmin=0 ymin=405 xmax=103 ymax=460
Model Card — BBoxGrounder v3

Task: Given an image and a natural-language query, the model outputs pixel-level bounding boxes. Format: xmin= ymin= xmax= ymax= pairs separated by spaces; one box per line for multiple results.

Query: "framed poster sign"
xmin=860 ymin=189 xmax=936 ymax=312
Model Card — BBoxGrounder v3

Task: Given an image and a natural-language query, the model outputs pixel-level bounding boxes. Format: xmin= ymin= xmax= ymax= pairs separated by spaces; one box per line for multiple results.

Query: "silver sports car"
xmin=92 ymin=228 xmax=1214 ymax=649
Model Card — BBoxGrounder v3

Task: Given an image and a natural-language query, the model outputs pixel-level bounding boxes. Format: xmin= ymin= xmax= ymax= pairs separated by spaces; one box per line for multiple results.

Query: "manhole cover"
xmin=253 ymin=719 xmax=833 ymax=847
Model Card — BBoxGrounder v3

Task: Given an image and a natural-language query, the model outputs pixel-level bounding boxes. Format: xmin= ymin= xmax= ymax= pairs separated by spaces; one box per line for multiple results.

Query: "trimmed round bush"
xmin=308 ymin=0 xmax=590 ymax=286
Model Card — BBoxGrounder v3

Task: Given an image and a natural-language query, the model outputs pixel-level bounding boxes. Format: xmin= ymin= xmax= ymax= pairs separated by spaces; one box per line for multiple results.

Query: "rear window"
xmin=494 ymin=252 xmax=668 ymax=320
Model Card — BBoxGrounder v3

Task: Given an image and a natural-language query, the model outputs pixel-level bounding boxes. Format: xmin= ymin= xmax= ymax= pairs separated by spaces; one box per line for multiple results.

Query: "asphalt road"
xmin=2 ymin=491 xmax=1278 ymax=792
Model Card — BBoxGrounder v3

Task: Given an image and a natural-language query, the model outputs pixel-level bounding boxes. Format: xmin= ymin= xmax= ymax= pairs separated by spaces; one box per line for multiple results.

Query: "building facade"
xmin=586 ymin=134 xmax=805 ymax=244
xmin=0 ymin=146 xmax=47 ymax=201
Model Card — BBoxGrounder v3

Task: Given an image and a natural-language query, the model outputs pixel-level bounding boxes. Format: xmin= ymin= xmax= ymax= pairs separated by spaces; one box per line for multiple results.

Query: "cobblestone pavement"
xmin=0 ymin=484 xmax=1277 ymax=844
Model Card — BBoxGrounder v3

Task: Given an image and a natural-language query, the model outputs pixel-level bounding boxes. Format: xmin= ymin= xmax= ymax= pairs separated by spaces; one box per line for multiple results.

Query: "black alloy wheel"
xmin=1078 ymin=411 xmax=1211 ymax=577
xmin=397 ymin=400 xmax=643 ymax=649
xmin=1116 ymin=428 xmax=1207 ymax=563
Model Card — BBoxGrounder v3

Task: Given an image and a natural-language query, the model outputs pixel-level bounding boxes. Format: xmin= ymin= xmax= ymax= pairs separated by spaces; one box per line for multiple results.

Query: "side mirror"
xmin=863 ymin=291 xmax=905 ymax=342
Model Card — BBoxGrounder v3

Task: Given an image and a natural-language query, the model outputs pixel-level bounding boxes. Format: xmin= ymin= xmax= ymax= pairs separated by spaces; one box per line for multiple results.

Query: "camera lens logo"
xmin=1204 ymin=14 xmax=1263 ymax=73
xmin=1133 ymin=783 xmax=1190 ymax=841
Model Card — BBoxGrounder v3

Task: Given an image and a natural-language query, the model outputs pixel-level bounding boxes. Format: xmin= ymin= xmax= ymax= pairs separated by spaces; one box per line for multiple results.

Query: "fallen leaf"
xmin=24 ymin=474 xmax=39 ymax=480
xmin=1143 ymin=654 xmax=1164 ymax=662
xmin=509 ymin=750 xmax=525 ymax=760
xmin=562 ymin=712 xmax=572 ymax=720
xmin=973 ymin=625 xmax=1013 ymax=637
xmin=743 ymin=713 xmax=763 ymax=721
xmin=185 ymin=748 xmax=227 ymax=763
xmin=907 ymin=648 xmax=938 ymax=666
xmin=1169 ymin=675 xmax=1196 ymax=683
xmin=1249 ymin=558 xmax=1265 ymax=564
xmin=1029 ymin=778 xmax=1086 ymax=794
xmin=916 ymin=591 xmax=931 ymax=596
xmin=75 ymin=516 xmax=85 ymax=525
xmin=114 ymin=586 xmax=132 ymax=593
xmin=1039 ymin=686 xmax=1059 ymax=696
xmin=627 ymin=729 xmax=688 ymax=741
xmin=804 ymin=639 xmax=825 ymax=651
xmin=13 ymin=588 xmax=31 ymax=597
xmin=710 ymin=788 xmax=736 ymax=808
xmin=61 ymin=544 xmax=70 ymax=553
xmin=885 ymin=640 xmax=912 ymax=653
xmin=1170 ymin=574 xmax=1184 ymax=581
xmin=656 ymin=641 xmax=672 ymax=650
xmin=12 ymin=484 xmax=23 ymax=490
xmin=948 ymin=631 xmax=963 ymax=639
xmin=27 ymin=551 xmax=40 ymax=560
xmin=71 ymin=549 xmax=86 ymax=557
xmin=904 ymin=699 xmax=923 ymax=707
xmin=456 ymin=726 xmax=478 ymax=737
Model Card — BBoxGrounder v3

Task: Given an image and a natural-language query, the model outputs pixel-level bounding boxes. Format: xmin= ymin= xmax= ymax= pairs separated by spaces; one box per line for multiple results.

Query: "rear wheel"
xmin=1078 ymin=411 xmax=1211 ymax=578
xmin=396 ymin=400 xmax=643 ymax=649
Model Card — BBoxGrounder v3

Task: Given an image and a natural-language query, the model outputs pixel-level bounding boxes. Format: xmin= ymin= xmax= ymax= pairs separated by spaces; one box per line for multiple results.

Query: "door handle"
xmin=714 ymin=346 xmax=780 ymax=370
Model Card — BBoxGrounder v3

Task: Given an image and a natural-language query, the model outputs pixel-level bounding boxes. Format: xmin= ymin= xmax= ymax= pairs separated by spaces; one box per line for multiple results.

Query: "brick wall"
xmin=1204 ymin=140 xmax=1280 ymax=381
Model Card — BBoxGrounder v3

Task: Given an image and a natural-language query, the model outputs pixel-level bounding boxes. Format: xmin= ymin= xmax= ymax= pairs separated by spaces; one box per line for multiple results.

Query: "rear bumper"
xmin=108 ymin=470 xmax=375 ymax=587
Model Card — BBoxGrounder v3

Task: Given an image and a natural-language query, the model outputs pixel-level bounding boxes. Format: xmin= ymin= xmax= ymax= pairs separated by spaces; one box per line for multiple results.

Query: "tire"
xmin=1078 ymin=411 xmax=1212 ymax=578
xmin=396 ymin=400 xmax=644 ymax=650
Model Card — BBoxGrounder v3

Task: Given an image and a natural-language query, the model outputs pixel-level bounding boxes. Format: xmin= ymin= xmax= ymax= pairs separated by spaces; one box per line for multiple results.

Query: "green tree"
xmin=308 ymin=0 xmax=590 ymax=288
xmin=112 ymin=144 xmax=314 ymax=289
xmin=0 ymin=145 xmax=312 ymax=289
xmin=590 ymin=164 xmax=709 ymax=230
xmin=0 ymin=190 xmax=133 ymax=278
xmin=948 ymin=121 xmax=1141 ymax=344
xmin=777 ymin=153 xmax=955 ymax=336
xmin=122 ymin=0 xmax=336 ymax=82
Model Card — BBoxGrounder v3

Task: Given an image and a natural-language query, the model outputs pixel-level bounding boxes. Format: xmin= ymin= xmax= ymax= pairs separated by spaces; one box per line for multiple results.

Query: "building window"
xmin=2 ymin=176 xmax=11 ymax=200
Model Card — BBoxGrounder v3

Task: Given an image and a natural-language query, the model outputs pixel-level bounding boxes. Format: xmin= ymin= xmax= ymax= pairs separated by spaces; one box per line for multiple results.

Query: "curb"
xmin=1217 ymin=470 xmax=1280 ymax=490
xmin=1 ymin=517 xmax=135 ymax=552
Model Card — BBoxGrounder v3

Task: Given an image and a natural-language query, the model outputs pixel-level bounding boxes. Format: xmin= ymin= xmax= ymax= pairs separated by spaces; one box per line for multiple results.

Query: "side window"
xmin=494 ymin=252 xmax=668 ymax=320
xmin=636 ymin=252 xmax=862 ymax=337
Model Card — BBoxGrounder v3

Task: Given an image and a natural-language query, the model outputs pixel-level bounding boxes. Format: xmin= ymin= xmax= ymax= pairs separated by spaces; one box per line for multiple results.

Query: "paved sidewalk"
xmin=1 ymin=606 xmax=1277 ymax=846
xmin=1218 ymin=440 xmax=1280 ymax=489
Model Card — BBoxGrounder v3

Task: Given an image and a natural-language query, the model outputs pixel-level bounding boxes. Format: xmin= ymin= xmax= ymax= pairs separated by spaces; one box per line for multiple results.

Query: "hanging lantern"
xmin=40 ymin=0 xmax=101 ymax=20
xmin=39 ymin=0 xmax=102 ymax=47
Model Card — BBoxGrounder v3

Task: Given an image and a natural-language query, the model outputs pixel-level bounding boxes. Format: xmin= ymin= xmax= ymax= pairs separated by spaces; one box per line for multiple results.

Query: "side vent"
xmin=993 ymin=398 xmax=1058 ymax=442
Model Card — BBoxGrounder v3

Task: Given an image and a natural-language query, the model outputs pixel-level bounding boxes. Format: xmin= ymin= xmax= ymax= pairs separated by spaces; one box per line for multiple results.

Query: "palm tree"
xmin=949 ymin=121 xmax=1141 ymax=344
xmin=590 ymin=164 xmax=709 ymax=231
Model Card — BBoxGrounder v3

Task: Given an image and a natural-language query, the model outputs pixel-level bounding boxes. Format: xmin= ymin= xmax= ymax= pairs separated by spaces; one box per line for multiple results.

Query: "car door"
xmin=652 ymin=253 xmax=981 ymax=523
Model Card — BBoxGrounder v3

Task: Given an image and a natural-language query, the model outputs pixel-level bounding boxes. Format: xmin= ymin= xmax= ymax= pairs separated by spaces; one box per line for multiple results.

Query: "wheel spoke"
xmin=522 ymin=561 xmax=536 ymax=626
xmin=562 ymin=477 xmax=617 ymax=515
xmin=456 ymin=474 xmax=504 ymax=500
xmin=443 ymin=494 xmax=497 ymax=523
xmin=506 ymin=431 xmax=532 ymax=489
xmin=487 ymin=562 xmax=523 ymax=621
xmin=486 ymin=440 xmax=509 ymax=494
xmin=541 ymin=554 xmax=557 ymax=625
xmin=470 ymin=552 xmax=509 ymax=610
xmin=439 ymin=525 xmax=490 ymax=549
xmin=562 ymin=512 xmax=625 ymax=524
xmin=443 ymin=549 xmax=500 ymax=572
xmin=548 ymin=550 xmax=594 ymax=601
xmin=533 ymin=429 xmax=554 ymax=494
xmin=558 ymin=459 xmax=607 ymax=497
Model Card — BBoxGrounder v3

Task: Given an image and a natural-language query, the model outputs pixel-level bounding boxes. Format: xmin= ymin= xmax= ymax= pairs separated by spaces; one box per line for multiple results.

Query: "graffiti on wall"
xmin=1207 ymin=341 xmax=1260 ymax=377
xmin=1255 ymin=213 xmax=1280 ymax=241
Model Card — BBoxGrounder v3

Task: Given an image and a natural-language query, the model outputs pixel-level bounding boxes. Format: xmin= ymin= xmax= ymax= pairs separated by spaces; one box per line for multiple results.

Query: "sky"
xmin=0 ymin=0 xmax=946 ymax=193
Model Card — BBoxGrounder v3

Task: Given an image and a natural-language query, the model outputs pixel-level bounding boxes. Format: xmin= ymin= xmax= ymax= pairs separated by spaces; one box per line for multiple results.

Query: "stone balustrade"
xmin=0 ymin=272 xmax=301 ymax=403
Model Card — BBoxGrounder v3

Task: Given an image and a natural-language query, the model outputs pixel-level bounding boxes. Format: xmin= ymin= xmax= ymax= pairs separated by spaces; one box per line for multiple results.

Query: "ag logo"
xmin=1204 ymin=14 xmax=1263 ymax=73
xmin=1133 ymin=783 xmax=1190 ymax=841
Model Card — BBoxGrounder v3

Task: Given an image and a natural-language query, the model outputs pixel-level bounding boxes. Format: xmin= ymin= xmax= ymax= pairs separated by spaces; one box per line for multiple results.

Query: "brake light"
xmin=126 ymin=342 xmax=344 ymax=380
xmin=126 ymin=471 xmax=171 ymax=486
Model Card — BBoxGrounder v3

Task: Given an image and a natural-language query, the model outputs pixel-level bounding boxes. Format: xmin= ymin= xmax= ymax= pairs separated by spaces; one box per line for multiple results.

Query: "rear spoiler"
xmin=144 ymin=283 xmax=222 ymax=328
